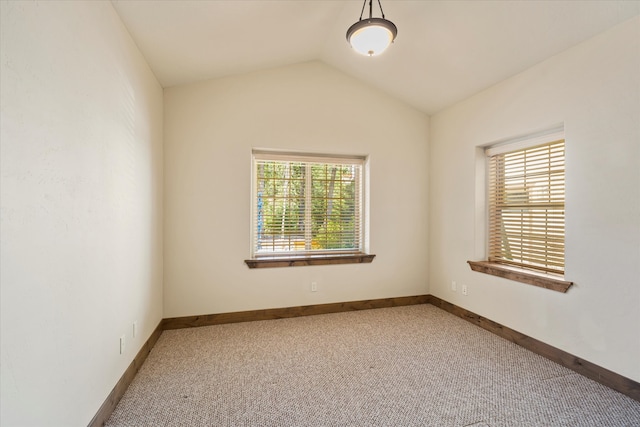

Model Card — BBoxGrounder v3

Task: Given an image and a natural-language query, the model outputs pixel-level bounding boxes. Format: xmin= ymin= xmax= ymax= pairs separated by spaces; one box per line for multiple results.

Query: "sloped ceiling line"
xmin=111 ymin=0 xmax=639 ymax=115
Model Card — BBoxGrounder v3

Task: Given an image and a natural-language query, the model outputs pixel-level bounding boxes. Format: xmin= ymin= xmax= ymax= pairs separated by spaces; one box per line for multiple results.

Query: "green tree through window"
xmin=252 ymin=152 xmax=364 ymax=257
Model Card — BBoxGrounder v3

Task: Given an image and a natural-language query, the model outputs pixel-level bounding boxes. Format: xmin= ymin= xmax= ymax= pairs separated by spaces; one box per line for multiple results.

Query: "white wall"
xmin=0 ymin=2 xmax=163 ymax=426
xmin=429 ymin=17 xmax=640 ymax=382
xmin=164 ymin=61 xmax=429 ymax=318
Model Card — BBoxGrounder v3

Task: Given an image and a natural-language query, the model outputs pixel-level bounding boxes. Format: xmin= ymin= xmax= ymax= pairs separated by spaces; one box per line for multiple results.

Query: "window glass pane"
xmin=253 ymin=153 xmax=364 ymax=257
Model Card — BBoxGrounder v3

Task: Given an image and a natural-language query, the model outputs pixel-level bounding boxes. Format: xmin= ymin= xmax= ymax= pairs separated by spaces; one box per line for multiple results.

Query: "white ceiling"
xmin=111 ymin=0 xmax=639 ymax=115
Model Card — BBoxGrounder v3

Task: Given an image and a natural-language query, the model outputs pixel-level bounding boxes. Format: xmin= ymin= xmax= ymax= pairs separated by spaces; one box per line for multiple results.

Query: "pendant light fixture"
xmin=346 ymin=0 xmax=397 ymax=56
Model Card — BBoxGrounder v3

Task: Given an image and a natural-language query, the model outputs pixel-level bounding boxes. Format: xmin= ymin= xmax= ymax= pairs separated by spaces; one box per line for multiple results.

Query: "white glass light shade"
xmin=346 ymin=18 xmax=397 ymax=56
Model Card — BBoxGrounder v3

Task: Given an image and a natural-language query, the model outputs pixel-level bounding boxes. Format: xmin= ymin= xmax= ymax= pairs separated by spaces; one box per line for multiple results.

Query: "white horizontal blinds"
xmin=487 ymin=139 xmax=565 ymax=275
xmin=253 ymin=153 xmax=363 ymax=257
xmin=253 ymin=150 xmax=365 ymax=165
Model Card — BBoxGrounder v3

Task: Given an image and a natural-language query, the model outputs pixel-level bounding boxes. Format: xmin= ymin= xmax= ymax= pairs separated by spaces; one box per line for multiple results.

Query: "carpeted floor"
xmin=106 ymin=304 xmax=640 ymax=426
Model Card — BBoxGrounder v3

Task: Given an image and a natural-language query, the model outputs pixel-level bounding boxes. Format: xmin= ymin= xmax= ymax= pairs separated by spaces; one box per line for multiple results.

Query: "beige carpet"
xmin=106 ymin=305 xmax=640 ymax=426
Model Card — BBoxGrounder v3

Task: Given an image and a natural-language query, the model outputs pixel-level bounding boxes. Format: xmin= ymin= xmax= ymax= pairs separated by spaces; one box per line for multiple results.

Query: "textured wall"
xmin=429 ymin=17 xmax=640 ymax=382
xmin=0 ymin=2 xmax=163 ymax=425
xmin=163 ymin=61 xmax=429 ymax=318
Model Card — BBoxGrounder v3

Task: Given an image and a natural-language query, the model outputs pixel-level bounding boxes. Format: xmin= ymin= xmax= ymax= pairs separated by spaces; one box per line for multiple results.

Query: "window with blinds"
xmin=251 ymin=151 xmax=365 ymax=258
xmin=486 ymin=136 xmax=565 ymax=275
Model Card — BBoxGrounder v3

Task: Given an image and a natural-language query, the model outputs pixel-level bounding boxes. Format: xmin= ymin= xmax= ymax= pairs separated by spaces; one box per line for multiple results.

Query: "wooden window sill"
xmin=467 ymin=260 xmax=573 ymax=293
xmin=245 ymin=253 xmax=375 ymax=269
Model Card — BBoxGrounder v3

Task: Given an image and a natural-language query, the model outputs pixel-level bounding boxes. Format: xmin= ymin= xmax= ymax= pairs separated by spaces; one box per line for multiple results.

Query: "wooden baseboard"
xmin=427 ymin=295 xmax=640 ymax=402
xmin=163 ymin=295 xmax=430 ymax=330
xmin=87 ymin=321 xmax=163 ymax=427
xmin=90 ymin=293 xmax=639 ymax=425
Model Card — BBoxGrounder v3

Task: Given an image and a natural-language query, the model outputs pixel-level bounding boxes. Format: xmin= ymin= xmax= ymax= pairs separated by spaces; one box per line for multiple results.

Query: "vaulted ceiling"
xmin=111 ymin=0 xmax=639 ymax=115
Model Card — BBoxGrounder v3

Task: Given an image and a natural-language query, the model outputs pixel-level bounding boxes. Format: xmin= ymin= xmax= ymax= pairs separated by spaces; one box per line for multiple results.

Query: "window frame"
xmin=245 ymin=150 xmax=374 ymax=269
xmin=469 ymin=130 xmax=573 ymax=292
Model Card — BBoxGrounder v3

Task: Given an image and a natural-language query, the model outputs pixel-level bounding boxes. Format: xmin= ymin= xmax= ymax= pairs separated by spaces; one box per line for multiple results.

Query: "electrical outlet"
xmin=451 ymin=281 xmax=457 ymax=292
xmin=462 ymin=284 xmax=468 ymax=296
xmin=311 ymin=281 xmax=318 ymax=292
xmin=120 ymin=335 xmax=126 ymax=354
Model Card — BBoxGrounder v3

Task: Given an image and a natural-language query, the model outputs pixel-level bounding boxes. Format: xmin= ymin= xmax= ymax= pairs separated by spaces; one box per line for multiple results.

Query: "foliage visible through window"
xmin=251 ymin=151 xmax=365 ymax=257
xmin=487 ymin=137 xmax=565 ymax=275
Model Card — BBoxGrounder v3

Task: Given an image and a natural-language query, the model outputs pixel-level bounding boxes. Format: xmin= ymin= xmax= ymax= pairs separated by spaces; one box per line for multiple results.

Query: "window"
xmin=468 ymin=130 xmax=573 ymax=292
xmin=245 ymin=150 xmax=374 ymax=268
xmin=488 ymin=138 xmax=565 ymax=274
